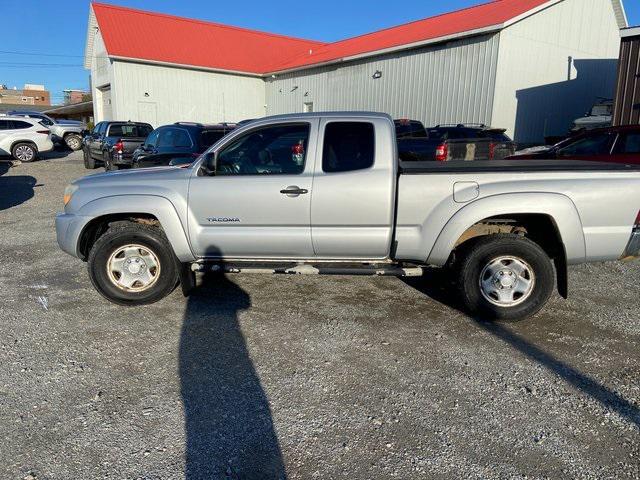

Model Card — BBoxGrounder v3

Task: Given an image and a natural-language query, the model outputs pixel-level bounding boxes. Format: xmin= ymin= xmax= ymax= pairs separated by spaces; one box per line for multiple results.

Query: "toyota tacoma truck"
xmin=56 ymin=112 xmax=640 ymax=321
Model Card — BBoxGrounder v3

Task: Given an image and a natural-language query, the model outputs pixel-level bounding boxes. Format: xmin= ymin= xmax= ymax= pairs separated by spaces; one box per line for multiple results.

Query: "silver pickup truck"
xmin=56 ymin=112 xmax=640 ymax=321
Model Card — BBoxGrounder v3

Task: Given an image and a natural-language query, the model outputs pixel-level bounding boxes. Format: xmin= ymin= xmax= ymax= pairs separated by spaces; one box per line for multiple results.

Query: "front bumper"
xmin=621 ymin=228 xmax=640 ymax=260
xmin=56 ymin=212 xmax=91 ymax=259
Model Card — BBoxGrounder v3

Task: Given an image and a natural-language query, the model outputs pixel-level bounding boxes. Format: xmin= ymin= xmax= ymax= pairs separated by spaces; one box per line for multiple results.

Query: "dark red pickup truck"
xmin=508 ymin=125 xmax=640 ymax=164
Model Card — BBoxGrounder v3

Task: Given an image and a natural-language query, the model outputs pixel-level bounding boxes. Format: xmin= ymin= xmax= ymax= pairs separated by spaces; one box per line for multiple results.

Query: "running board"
xmin=192 ymin=262 xmax=424 ymax=277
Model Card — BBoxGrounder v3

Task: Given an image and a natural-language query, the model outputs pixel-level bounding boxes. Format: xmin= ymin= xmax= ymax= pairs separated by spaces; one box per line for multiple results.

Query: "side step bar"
xmin=191 ymin=262 xmax=424 ymax=277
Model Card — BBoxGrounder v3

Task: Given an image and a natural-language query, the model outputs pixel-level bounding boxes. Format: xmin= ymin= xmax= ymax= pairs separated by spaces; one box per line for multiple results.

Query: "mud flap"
xmin=179 ymin=263 xmax=196 ymax=297
xmin=554 ymin=255 xmax=568 ymax=299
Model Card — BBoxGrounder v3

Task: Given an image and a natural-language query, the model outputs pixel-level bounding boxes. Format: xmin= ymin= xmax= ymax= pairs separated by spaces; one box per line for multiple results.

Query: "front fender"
xmin=427 ymin=192 xmax=586 ymax=266
xmin=77 ymin=195 xmax=195 ymax=262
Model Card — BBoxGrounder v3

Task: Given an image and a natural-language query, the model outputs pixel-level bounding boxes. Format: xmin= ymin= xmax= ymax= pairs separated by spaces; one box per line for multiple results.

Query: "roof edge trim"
xmin=611 ymin=0 xmax=628 ymax=29
xmin=84 ymin=5 xmax=98 ymax=69
xmin=110 ymin=56 xmax=264 ymax=77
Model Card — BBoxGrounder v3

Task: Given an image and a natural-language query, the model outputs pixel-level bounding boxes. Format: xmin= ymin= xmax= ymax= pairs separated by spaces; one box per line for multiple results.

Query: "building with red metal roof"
xmin=85 ymin=0 xmax=627 ymax=142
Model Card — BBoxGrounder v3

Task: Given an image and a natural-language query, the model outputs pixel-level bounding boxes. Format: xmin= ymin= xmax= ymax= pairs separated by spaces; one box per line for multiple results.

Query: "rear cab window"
xmin=108 ymin=123 xmax=153 ymax=138
xmin=323 ymin=122 xmax=375 ymax=173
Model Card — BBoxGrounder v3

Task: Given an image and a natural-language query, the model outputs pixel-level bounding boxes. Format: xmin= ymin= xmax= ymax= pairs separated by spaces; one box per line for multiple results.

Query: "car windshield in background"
xmin=591 ymin=104 xmax=613 ymax=116
xmin=109 ymin=124 xmax=153 ymax=138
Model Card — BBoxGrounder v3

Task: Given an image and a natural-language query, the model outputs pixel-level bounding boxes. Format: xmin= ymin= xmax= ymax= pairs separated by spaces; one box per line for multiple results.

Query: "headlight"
xmin=63 ymin=184 xmax=78 ymax=206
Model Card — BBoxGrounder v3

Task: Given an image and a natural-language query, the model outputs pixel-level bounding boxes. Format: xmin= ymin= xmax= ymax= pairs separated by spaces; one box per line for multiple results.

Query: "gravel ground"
xmin=0 ymin=151 xmax=639 ymax=479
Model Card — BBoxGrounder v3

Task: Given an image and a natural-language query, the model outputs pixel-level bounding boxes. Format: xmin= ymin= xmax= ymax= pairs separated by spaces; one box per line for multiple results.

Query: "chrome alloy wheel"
xmin=15 ymin=145 xmax=35 ymax=161
xmin=479 ymin=256 xmax=535 ymax=307
xmin=106 ymin=244 xmax=161 ymax=292
xmin=66 ymin=136 xmax=81 ymax=150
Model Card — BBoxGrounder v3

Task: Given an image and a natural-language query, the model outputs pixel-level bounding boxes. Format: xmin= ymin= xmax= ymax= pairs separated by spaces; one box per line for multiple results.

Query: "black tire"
xmin=11 ymin=142 xmax=38 ymax=162
xmin=456 ymin=234 xmax=554 ymax=321
xmin=83 ymin=147 xmax=96 ymax=169
xmin=87 ymin=223 xmax=179 ymax=306
xmin=65 ymin=134 xmax=82 ymax=151
xmin=104 ymin=152 xmax=119 ymax=171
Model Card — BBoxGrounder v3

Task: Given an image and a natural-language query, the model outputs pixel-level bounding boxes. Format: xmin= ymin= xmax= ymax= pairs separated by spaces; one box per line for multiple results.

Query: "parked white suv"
xmin=0 ymin=116 xmax=54 ymax=162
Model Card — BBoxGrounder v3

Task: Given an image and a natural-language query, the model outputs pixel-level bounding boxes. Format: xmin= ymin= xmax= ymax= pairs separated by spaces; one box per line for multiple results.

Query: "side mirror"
xmin=202 ymin=152 xmax=216 ymax=175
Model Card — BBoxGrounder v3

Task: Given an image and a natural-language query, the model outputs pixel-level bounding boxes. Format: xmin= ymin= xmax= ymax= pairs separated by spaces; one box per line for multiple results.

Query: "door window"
xmin=199 ymin=130 xmax=226 ymax=151
xmin=10 ymin=120 xmax=32 ymax=129
xmin=322 ymin=122 xmax=375 ymax=173
xmin=157 ymin=128 xmax=192 ymax=149
xmin=613 ymin=132 xmax=640 ymax=154
xmin=0 ymin=120 xmax=9 ymax=130
xmin=216 ymin=123 xmax=310 ymax=175
xmin=144 ymin=129 xmax=160 ymax=148
xmin=558 ymin=134 xmax=612 ymax=156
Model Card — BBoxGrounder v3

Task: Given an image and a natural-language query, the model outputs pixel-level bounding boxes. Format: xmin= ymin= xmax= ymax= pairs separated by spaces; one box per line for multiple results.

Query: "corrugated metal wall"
xmin=613 ymin=36 xmax=640 ymax=126
xmin=265 ymin=34 xmax=500 ymax=128
xmin=492 ymin=0 xmax=621 ymax=143
xmin=111 ymin=61 xmax=266 ymax=128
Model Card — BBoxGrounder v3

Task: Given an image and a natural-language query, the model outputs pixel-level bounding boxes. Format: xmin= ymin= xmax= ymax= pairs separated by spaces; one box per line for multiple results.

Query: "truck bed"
xmin=399 ymin=159 xmax=640 ymax=174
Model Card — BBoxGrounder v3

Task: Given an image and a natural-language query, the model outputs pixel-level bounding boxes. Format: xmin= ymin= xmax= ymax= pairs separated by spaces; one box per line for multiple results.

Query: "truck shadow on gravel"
xmin=180 ymin=270 xmax=287 ymax=479
xmin=404 ymin=269 xmax=640 ymax=429
xmin=0 ymin=162 xmax=37 ymax=211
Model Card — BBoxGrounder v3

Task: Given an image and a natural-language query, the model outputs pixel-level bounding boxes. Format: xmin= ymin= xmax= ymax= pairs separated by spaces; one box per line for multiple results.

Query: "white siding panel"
xmin=90 ymin=31 xmax=113 ymax=122
xmin=111 ymin=61 xmax=266 ymax=128
xmin=266 ymin=34 xmax=500 ymax=128
xmin=493 ymin=0 xmax=621 ymax=143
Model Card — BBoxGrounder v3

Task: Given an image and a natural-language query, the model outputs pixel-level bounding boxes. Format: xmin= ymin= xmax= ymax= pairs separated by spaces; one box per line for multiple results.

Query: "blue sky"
xmin=2 ymin=0 xmax=639 ymax=104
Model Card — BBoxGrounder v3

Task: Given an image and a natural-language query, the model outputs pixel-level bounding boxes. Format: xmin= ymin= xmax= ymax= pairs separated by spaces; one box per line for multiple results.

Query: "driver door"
xmin=187 ymin=120 xmax=318 ymax=259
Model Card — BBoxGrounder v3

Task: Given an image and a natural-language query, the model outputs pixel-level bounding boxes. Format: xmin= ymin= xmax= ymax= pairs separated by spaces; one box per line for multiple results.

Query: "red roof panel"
xmin=92 ymin=3 xmax=325 ymax=74
xmin=92 ymin=0 xmax=552 ymax=75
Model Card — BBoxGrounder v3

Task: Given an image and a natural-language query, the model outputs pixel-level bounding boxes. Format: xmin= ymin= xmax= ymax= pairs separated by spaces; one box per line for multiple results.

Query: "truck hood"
xmin=73 ymin=165 xmax=192 ymax=188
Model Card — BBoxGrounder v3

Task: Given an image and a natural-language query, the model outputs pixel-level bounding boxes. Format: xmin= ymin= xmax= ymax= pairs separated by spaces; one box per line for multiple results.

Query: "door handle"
xmin=280 ymin=186 xmax=308 ymax=196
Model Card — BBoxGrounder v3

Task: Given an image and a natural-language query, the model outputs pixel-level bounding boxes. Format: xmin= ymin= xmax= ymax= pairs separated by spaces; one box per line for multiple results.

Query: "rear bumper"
xmin=621 ymin=228 xmax=640 ymax=260
xmin=56 ymin=212 xmax=91 ymax=259
xmin=112 ymin=153 xmax=134 ymax=166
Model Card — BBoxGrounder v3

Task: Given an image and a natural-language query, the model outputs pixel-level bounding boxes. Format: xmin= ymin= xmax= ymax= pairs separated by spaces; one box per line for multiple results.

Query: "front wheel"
xmin=87 ymin=223 xmax=179 ymax=306
xmin=456 ymin=234 xmax=554 ymax=321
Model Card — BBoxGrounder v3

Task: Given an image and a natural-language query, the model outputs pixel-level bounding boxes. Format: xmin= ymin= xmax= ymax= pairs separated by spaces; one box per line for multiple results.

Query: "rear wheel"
xmin=456 ymin=234 xmax=554 ymax=321
xmin=87 ymin=223 xmax=179 ymax=306
xmin=11 ymin=143 xmax=37 ymax=162
xmin=65 ymin=134 xmax=82 ymax=151
xmin=104 ymin=152 xmax=119 ymax=171
xmin=83 ymin=147 xmax=96 ymax=169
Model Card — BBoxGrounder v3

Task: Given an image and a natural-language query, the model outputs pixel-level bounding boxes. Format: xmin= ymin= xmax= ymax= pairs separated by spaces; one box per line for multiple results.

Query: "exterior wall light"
xmin=372 ymin=70 xmax=382 ymax=79
xmin=144 ymin=92 xmax=150 ymax=97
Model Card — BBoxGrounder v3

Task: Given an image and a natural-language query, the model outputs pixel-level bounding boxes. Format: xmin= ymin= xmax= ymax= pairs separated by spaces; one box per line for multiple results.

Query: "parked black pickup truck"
xmin=396 ymin=122 xmax=516 ymax=162
xmin=82 ymin=121 xmax=153 ymax=171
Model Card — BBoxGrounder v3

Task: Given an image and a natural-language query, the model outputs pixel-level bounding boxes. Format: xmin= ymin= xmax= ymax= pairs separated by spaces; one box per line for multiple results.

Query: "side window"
xmin=98 ymin=123 xmax=108 ymax=135
xmin=144 ymin=129 xmax=160 ymax=148
xmin=613 ymin=133 xmax=640 ymax=154
xmin=173 ymin=129 xmax=193 ymax=148
xmin=0 ymin=120 xmax=9 ymax=130
xmin=12 ymin=121 xmax=32 ymax=129
xmin=157 ymin=128 xmax=177 ymax=148
xmin=217 ymin=123 xmax=310 ymax=175
xmin=322 ymin=122 xmax=375 ymax=173
xmin=558 ymin=134 xmax=612 ymax=156
xmin=199 ymin=130 xmax=226 ymax=151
